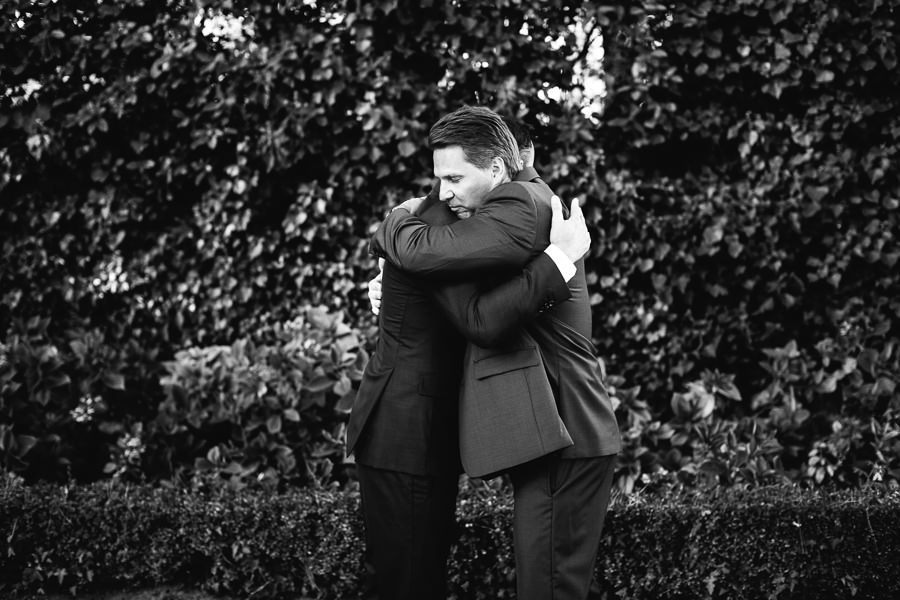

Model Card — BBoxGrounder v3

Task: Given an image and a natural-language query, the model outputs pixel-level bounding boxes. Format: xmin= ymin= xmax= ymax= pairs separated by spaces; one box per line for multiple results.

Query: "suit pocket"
xmin=473 ymin=346 xmax=541 ymax=380
xmin=355 ymin=364 xmax=395 ymax=404
xmin=346 ymin=365 xmax=395 ymax=452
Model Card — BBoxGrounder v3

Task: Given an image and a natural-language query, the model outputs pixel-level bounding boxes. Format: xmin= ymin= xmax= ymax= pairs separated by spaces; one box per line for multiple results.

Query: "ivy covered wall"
xmin=1 ymin=0 xmax=898 ymax=490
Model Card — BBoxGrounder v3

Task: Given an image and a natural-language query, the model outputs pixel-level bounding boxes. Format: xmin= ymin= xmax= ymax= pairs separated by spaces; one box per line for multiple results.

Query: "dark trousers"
xmin=357 ymin=464 xmax=460 ymax=600
xmin=508 ymin=453 xmax=616 ymax=600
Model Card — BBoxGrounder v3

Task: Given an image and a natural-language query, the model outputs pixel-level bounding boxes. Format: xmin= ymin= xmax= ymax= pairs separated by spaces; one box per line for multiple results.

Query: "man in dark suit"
xmin=370 ymin=106 xmax=622 ymax=600
xmin=346 ymin=188 xmax=463 ymax=600
xmin=348 ymin=169 xmax=591 ymax=596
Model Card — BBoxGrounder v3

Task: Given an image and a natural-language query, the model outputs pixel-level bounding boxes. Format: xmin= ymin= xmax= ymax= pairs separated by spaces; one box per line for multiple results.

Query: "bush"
xmin=155 ymin=306 xmax=367 ymax=490
xmin=0 ymin=316 xmax=148 ymax=483
xmin=601 ymin=485 xmax=900 ymax=600
xmin=0 ymin=476 xmax=365 ymax=599
xmin=0 ymin=307 xmax=366 ymax=491
xmin=1 ymin=0 xmax=898 ymax=495
xmin=2 ymin=478 xmax=898 ymax=600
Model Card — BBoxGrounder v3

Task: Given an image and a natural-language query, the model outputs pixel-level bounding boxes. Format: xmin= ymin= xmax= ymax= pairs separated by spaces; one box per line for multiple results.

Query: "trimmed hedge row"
xmin=1 ymin=479 xmax=898 ymax=600
xmin=602 ymin=485 xmax=900 ymax=600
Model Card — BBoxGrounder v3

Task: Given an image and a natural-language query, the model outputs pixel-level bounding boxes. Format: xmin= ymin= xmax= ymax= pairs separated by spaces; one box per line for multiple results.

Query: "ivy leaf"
xmin=856 ymin=349 xmax=878 ymax=377
xmin=102 ymin=372 xmax=125 ymax=390
xmin=717 ymin=382 xmax=742 ymax=402
xmin=873 ymin=377 xmax=896 ymax=396
xmin=335 ymin=389 xmax=356 ymax=414
xmin=266 ymin=415 xmax=282 ymax=434
xmin=804 ymin=186 xmax=828 ymax=202
xmin=703 ymin=224 xmax=724 ymax=245
xmin=333 ymin=374 xmax=352 ymax=397
xmin=307 ymin=375 xmax=334 ymax=394
xmin=15 ymin=435 xmax=38 ymax=458
xmin=46 ymin=373 xmax=71 ymax=388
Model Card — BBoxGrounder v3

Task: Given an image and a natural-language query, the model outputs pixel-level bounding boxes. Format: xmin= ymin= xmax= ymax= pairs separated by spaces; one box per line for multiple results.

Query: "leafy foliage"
xmin=156 ymin=307 xmax=366 ymax=490
xmin=2 ymin=477 xmax=899 ymax=599
xmin=0 ymin=0 xmax=609 ymax=486
xmin=1 ymin=0 xmax=898 ymax=491
xmin=590 ymin=0 xmax=900 ymax=492
xmin=600 ymin=484 xmax=900 ymax=600
xmin=0 ymin=316 xmax=140 ymax=483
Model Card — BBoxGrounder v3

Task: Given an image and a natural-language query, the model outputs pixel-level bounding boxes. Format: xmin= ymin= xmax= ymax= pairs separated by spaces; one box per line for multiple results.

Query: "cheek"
xmin=468 ymin=181 xmax=490 ymax=206
xmin=461 ymin=184 xmax=479 ymax=206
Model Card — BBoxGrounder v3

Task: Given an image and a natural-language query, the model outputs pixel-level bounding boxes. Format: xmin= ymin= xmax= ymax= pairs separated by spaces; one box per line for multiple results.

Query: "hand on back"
xmin=550 ymin=195 xmax=590 ymax=262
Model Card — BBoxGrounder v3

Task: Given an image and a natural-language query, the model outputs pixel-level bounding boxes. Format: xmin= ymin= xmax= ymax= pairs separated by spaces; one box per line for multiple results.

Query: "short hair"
xmin=428 ymin=106 xmax=521 ymax=178
xmin=501 ymin=117 xmax=533 ymax=152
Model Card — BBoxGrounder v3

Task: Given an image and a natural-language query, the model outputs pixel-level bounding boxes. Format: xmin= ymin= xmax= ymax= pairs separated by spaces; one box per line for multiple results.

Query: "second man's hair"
xmin=502 ymin=117 xmax=533 ymax=153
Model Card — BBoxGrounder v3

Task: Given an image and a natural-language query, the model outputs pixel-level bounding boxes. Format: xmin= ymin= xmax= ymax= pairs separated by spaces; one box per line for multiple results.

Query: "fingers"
xmin=570 ymin=197 xmax=583 ymax=218
xmin=378 ymin=257 xmax=385 ymax=272
xmin=552 ymin=195 xmax=585 ymax=223
xmin=569 ymin=198 xmax=586 ymax=227
xmin=368 ymin=287 xmax=381 ymax=315
xmin=550 ymin=195 xmax=563 ymax=220
xmin=368 ymin=274 xmax=383 ymax=315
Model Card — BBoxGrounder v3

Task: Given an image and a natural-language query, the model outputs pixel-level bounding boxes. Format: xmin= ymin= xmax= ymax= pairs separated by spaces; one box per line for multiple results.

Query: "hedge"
xmin=1 ymin=478 xmax=899 ymax=600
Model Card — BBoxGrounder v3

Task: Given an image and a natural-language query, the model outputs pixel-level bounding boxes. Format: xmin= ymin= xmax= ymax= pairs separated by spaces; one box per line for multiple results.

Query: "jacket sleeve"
xmin=430 ymin=253 xmax=572 ymax=347
xmin=371 ymin=186 xmax=539 ymax=277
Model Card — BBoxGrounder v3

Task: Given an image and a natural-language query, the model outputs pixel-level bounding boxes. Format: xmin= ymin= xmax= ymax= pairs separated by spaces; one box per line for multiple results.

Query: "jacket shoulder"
xmin=483 ymin=181 xmax=541 ymax=211
xmin=489 ymin=180 xmax=532 ymax=198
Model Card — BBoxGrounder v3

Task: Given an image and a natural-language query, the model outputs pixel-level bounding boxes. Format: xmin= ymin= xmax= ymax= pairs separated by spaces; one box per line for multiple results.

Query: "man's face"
xmin=520 ymin=143 xmax=535 ymax=168
xmin=433 ymin=145 xmax=498 ymax=220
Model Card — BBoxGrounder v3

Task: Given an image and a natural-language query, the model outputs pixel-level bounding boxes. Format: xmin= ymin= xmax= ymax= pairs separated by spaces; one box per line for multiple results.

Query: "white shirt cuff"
xmin=543 ymin=244 xmax=577 ymax=282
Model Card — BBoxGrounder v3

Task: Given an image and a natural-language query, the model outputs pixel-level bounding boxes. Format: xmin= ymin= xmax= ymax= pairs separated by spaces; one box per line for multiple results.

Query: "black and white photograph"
xmin=1 ymin=1 xmax=898 ymax=599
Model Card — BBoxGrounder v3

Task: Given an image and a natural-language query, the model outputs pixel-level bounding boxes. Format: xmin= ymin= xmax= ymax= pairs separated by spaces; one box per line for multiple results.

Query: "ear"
xmin=490 ymin=156 xmax=505 ymax=179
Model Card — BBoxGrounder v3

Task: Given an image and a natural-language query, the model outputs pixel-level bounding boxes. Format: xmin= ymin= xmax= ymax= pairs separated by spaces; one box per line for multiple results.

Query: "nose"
xmin=440 ymin=187 xmax=454 ymax=202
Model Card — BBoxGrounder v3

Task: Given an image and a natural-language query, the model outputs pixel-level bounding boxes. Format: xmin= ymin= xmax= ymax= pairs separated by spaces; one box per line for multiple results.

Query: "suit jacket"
xmin=372 ymin=167 xmax=623 ymax=477
xmin=347 ymin=193 xmax=464 ymax=476
xmin=430 ymin=261 xmax=575 ymax=478
xmin=349 ymin=189 xmax=578 ymax=476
